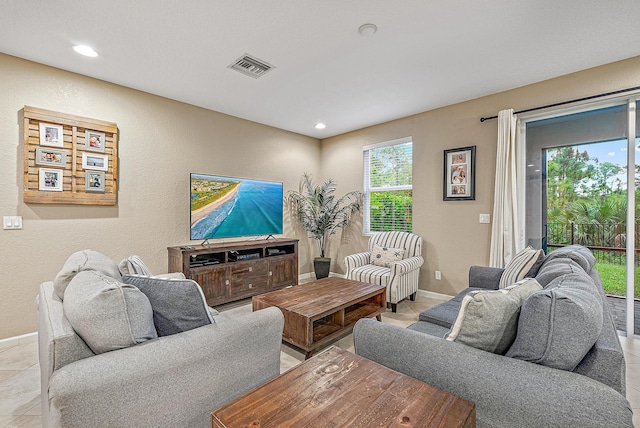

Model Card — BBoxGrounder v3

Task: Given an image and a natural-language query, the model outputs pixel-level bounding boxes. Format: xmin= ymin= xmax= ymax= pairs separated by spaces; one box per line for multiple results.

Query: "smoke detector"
xmin=229 ymin=54 xmax=274 ymax=78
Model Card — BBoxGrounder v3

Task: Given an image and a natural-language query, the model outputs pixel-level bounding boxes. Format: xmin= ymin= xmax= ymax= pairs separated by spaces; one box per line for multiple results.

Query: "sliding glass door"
xmin=522 ymin=98 xmax=638 ymax=336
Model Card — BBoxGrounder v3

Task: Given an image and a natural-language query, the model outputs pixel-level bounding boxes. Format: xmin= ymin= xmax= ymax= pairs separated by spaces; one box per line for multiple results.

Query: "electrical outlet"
xmin=435 ymin=270 xmax=441 ymax=280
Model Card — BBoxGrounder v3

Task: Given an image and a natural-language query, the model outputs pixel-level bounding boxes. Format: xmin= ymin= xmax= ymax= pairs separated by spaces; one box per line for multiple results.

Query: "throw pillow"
xmin=445 ymin=278 xmax=542 ymax=354
xmin=118 ymin=255 xmax=153 ymax=276
xmin=122 ymin=274 xmax=214 ymax=336
xmin=63 ymin=270 xmax=157 ymax=354
xmin=498 ymin=246 xmax=544 ymax=289
xmin=54 ymin=249 xmax=122 ymax=300
xmin=505 ymin=272 xmax=603 ymax=371
xmin=371 ymin=244 xmax=404 ymax=267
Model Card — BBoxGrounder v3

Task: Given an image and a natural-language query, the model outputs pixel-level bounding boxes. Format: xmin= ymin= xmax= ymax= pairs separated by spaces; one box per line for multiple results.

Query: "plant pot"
xmin=313 ymin=257 xmax=331 ymax=279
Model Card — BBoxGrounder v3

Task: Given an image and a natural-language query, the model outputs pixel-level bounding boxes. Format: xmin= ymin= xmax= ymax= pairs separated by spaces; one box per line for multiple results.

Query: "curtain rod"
xmin=479 ymin=85 xmax=640 ymax=122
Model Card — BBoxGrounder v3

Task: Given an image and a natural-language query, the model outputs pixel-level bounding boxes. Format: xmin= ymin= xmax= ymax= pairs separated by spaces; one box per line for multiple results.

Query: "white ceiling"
xmin=1 ymin=1 xmax=640 ymax=139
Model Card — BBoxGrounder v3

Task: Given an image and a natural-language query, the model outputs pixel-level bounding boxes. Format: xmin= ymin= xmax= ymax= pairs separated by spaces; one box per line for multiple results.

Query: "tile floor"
xmin=1 ymin=294 xmax=639 ymax=427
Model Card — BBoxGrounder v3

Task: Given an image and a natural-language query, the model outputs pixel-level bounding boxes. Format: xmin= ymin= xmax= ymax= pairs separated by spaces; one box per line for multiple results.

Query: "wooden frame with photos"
xmin=85 ymin=130 xmax=106 ymax=152
xmin=35 ymin=147 xmax=67 ymax=167
xmin=23 ymin=106 xmax=118 ymax=205
xmin=39 ymin=168 xmax=63 ymax=192
xmin=38 ymin=122 xmax=64 ymax=147
xmin=443 ymin=145 xmax=476 ymax=201
xmin=85 ymin=171 xmax=105 ymax=192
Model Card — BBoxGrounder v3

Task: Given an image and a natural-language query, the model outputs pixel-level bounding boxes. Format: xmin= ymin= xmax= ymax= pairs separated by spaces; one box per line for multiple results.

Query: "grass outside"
xmin=597 ymin=262 xmax=640 ymax=298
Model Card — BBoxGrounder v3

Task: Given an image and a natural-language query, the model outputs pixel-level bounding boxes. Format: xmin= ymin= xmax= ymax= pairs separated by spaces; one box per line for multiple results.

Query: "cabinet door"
xmin=269 ymin=256 xmax=297 ymax=289
xmin=229 ymin=260 xmax=269 ymax=299
xmin=189 ymin=267 xmax=227 ymax=306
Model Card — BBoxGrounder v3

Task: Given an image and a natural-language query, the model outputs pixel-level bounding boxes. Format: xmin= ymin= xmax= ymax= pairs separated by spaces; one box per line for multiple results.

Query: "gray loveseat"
xmin=37 ymin=250 xmax=284 ymax=428
xmin=354 ymin=245 xmax=633 ymax=427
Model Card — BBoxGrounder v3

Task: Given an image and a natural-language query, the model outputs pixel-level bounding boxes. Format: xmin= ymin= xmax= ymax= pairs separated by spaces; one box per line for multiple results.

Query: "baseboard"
xmin=0 ymin=332 xmax=37 ymax=350
xmin=299 ymin=272 xmax=345 ymax=282
xmin=417 ymin=289 xmax=454 ymax=301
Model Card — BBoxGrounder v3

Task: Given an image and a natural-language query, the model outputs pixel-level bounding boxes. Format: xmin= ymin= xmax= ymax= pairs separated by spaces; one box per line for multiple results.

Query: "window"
xmin=363 ymin=137 xmax=413 ymax=234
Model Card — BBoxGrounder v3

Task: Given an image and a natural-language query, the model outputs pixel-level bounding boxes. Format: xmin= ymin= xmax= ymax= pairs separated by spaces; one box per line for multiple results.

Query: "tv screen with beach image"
xmin=190 ymin=173 xmax=283 ymax=240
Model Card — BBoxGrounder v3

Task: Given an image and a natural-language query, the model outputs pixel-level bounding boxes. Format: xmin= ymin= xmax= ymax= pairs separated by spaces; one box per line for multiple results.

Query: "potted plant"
xmin=287 ymin=173 xmax=362 ymax=279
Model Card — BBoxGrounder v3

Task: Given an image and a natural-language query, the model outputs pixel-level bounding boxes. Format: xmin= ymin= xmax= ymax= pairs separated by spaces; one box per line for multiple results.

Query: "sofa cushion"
xmin=498 ymin=246 xmax=544 ymax=289
xmin=407 ymin=321 xmax=451 ymax=338
xmin=445 ymin=278 xmax=542 ymax=354
xmin=122 ymin=275 xmax=214 ymax=336
xmin=506 ymin=272 xmax=603 ymax=370
xmin=63 ymin=270 xmax=157 ymax=354
xmin=534 ymin=258 xmax=585 ymax=288
xmin=347 ymin=264 xmax=391 ymax=286
xmin=543 ymin=245 xmax=596 ymax=273
xmin=418 ymin=288 xmax=482 ymax=327
xmin=54 ymin=249 xmax=122 ymax=300
xmin=118 ymin=255 xmax=153 ymax=276
xmin=370 ymin=244 xmax=404 ymax=267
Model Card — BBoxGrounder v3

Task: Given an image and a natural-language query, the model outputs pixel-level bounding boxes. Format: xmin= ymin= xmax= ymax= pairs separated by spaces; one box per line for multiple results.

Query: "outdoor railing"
xmin=547 ymin=222 xmax=640 ymax=266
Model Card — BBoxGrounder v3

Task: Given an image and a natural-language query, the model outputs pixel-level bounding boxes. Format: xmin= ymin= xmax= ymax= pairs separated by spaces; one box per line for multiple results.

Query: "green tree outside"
xmin=367 ymin=142 xmax=413 ymax=233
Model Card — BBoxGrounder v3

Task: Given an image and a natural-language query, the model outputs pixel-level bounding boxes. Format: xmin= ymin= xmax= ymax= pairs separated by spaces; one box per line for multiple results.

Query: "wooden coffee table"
xmin=211 ymin=346 xmax=476 ymax=427
xmin=252 ymin=277 xmax=385 ymax=359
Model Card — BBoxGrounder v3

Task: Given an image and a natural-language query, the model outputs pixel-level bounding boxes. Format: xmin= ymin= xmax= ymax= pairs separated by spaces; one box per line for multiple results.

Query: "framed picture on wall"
xmin=85 ymin=171 xmax=105 ymax=192
xmin=443 ymin=146 xmax=476 ymax=201
xmin=39 ymin=123 xmax=64 ymax=148
xmin=35 ymin=147 xmax=67 ymax=167
xmin=39 ymin=168 xmax=63 ymax=192
xmin=82 ymin=152 xmax=108 ymax=171
xmin=85 ymin=130 xmax=106 ymax=152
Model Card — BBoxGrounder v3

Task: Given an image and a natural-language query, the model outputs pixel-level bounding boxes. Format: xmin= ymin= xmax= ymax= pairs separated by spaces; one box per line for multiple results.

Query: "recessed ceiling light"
xmin=73 ymin=45 xmax=99 ymax=57
xmin=315 ymin=123 xmax=326 ymax=129
xmin=358 ymin=23 xmax=377 ymax=37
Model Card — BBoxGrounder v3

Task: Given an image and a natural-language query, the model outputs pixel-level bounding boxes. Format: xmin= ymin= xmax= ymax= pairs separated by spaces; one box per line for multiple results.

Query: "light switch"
xmin=479 ymin=214 xmax=491 ymax=224
xmin=3 ymin=216 xmax=22 ymax=230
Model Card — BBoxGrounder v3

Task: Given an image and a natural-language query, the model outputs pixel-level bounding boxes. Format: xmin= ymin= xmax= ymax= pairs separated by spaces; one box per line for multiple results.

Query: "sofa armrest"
xmin=47 ymin=307 xmax=284 ymax=428
xmin=152 ymin=272 xmax=186 ymax=280
xmin=391 ymin=256 xmax=424 ymax=276
xmin=353 ymin=319 xmax=632 ymax=428
xmin=468 ymin=265 xmax=503 ymax=289
xmin=344 ymin=252 xmax=371 ymax=273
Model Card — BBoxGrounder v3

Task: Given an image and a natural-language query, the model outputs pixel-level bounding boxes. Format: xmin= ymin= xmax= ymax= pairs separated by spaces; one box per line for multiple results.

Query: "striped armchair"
xmin=344 ymin=231 xmax=423 ymax=312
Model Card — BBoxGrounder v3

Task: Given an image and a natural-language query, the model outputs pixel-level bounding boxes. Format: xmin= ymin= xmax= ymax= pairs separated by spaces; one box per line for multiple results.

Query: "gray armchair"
xmin=344 ymin=231 xmax=424 ymax=312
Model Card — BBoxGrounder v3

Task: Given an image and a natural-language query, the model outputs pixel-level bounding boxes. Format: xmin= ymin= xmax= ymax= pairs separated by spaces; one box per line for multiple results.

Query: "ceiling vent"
xmin=229 ymin=54 xmax=274 ymax=78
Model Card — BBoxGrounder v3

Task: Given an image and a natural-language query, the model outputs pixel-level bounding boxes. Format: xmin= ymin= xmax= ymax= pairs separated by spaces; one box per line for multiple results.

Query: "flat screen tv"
xmin=190 ymin=173 xmax=283 ymax=241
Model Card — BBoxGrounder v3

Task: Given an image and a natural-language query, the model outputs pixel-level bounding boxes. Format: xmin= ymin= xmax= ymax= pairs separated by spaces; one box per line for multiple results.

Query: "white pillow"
xmin=371 ymin=244 xmax=404 ymax=267
xmin=499 ymin=246 xmax=544 ymax=289
xmin=118 ymin=255 xmax=153 ymax=276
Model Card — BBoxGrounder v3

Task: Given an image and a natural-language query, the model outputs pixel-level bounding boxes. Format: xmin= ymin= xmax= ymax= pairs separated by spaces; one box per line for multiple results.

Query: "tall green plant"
xmin=287 ymin=173 xmax=362 ymax=258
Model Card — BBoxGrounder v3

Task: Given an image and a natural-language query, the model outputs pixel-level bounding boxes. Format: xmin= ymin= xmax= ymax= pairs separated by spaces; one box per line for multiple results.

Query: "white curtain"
xmin=489 ymin=109 xmax=523 ymax=267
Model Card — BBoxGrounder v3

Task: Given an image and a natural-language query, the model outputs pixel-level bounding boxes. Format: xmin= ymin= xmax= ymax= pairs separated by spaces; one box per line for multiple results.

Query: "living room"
xmin=1 ymin=2 xmax=640 ymax=427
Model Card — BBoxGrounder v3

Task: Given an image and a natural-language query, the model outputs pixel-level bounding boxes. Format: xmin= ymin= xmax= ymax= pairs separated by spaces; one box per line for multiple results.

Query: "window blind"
xmin=363 ymin=137 xmax=413 ymax=233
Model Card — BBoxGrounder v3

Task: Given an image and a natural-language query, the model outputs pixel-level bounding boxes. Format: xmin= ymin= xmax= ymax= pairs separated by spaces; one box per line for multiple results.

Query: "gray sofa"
xmin=354 ymin=245 xmax=633 ymax=427
xmin=37 ymin=252 xmax=284 ymax=428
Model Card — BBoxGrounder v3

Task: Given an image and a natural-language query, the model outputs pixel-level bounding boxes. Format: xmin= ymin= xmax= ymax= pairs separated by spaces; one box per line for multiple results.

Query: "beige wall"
xmin=0 ymin=53 xmax=320 ymax=340
xmin=321 ymin=55 xmax=640 ymax=296
xmin=3 ymin=51 xmax=640 ymax=340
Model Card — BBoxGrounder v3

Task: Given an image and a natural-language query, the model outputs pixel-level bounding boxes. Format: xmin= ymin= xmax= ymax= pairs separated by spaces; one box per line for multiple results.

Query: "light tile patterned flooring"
xmin=1 ymin=294 xmax=639 ymax=427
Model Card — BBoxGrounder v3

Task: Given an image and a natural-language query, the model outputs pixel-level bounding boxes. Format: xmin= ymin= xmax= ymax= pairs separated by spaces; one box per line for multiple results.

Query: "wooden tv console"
xmin=168 ymin=238 xmax=298 ymax=306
